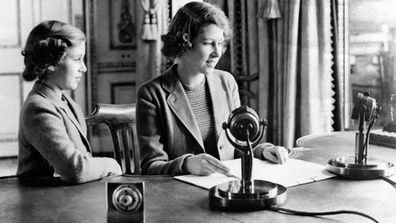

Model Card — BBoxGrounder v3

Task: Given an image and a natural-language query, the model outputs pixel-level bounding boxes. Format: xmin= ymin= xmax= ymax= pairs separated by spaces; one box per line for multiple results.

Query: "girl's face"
xmin=49 ymin=41 xmax=86 ymax=91
xmin=181 ymin=24 xmax=226 ymax=75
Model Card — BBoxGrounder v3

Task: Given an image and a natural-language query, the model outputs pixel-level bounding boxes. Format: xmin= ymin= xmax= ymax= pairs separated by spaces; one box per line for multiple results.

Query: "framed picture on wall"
xmin=111 ymin=82 xmax=136 ymax=104
xmin=109 ymin=0 xmax=137 ymax=50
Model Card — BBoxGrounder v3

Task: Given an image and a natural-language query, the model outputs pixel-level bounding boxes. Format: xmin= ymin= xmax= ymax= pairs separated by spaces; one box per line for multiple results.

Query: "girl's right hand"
xmin=183 ymin=154 xmax=231 ymax=176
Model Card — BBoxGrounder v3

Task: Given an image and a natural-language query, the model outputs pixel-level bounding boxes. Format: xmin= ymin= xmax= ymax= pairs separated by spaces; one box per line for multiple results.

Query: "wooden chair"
xmin=86 ymin=103 xmax=141 ymax=175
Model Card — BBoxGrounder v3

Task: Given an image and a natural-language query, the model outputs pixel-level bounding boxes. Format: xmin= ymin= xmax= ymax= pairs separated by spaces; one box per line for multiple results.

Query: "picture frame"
xmin=109 ymin=0 xmax=137 ymax=50
xmin=111 ymin=82 xmax=136 ymax=104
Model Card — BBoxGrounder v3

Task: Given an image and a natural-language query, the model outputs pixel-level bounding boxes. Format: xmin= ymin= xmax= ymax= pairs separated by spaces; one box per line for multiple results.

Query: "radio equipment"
xmin=107 ymin=182 xmax=144 ymax=223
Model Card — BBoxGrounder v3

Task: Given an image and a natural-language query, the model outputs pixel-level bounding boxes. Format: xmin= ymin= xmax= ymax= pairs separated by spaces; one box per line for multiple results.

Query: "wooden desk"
xmin=1 ymin=132 xmax=395 ymax=223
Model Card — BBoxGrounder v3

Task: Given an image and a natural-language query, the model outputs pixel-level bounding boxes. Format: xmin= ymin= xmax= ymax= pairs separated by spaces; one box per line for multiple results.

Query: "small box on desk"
xmin=370 ymin=129 xmax=396 ymax=148
xmin=107 ymin=182 xmax=144 ymax=223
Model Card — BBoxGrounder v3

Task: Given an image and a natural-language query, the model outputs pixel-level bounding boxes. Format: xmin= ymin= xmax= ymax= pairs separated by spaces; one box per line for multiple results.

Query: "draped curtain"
xmin=226 ymin=0 xmax=341 ymax=148
xmin=136 ymin=0 xmax=170 ymax=86
xmin=269 ymin=0 xmax=334 ymax=148
xmin=224 ymin=0 xmax=267 ymax=120
xmin=331 ymin=0 xmax=349 ymax=130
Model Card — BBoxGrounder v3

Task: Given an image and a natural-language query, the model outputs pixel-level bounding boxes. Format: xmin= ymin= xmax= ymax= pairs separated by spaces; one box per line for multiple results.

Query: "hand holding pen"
xmin=183 ymin=154 xmax=233 ymax=176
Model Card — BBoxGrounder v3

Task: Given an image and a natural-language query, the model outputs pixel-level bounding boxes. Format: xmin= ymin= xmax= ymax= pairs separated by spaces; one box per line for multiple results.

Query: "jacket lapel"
xmin=61 ymin=94 xmax=85 ymax=133
xmin=59 ymin=96 xmax=92 ymax=152
xmin=61 ymin=94 xmax=86 ymax=136
xmin=206 ymin=73 xmax=230 ymax=142
xmin=162 ymin=66 xmax=205 ymax=150
xmin=33 ymin=82 xmax=92 ymax=152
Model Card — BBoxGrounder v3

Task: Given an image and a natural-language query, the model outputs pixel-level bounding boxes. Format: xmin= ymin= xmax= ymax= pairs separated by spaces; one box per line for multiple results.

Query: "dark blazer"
xmin=17 ymin=81 xmax=121 ymax=183
xmin=136 ymin=65 xmax=269 ymax=175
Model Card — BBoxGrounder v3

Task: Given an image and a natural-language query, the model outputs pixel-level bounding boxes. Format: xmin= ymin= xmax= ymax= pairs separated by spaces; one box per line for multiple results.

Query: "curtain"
xmin=225 ymin=0 xmax=263 ymax=114
xmin=263 ymin=0 xmax=335 ymax=148
xmin=331 ymin=0 xmax=348 ymax=130
xmin=225 ymin=0 xmax=335 ymax=148
xmin=136 ymin=0 xmax=170 ymax=87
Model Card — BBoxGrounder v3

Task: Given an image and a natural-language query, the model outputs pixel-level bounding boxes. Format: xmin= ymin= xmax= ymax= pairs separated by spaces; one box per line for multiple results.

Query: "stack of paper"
xmin=174 ymin=158 xmax=335 ymax=189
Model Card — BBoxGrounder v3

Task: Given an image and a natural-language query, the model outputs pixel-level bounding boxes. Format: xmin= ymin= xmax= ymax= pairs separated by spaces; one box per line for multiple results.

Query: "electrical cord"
xmin=363 ymin=109 xmax=379 ymax=151
xmin=363 ymin=117 xmax=375 ymax=151
xmin=269 ymin=206 xmax=379 ymax=223
xmin=381 ymin=176 xmax=396 ymax=189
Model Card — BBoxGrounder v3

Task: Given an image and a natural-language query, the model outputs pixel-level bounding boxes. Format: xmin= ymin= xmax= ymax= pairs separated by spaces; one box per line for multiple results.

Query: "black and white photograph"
xmin=0 ymin=0 xmax=395 ymax=222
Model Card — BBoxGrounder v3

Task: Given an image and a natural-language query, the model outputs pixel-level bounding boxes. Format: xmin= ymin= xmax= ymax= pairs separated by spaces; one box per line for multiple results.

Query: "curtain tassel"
xmin=140 ymin=0 xmax=160 ymax=41
xmin=149 ymin=10 xmax=159 ymax=40
xmin=141 ymin=12 xmax=154 ymax=40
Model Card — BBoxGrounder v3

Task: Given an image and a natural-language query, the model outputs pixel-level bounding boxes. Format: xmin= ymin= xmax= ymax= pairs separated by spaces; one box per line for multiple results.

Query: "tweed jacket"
xmin=136 ymin=64 xmax=270 ymax=175
xmin=17 ymin=81 xmax=121 ymax=183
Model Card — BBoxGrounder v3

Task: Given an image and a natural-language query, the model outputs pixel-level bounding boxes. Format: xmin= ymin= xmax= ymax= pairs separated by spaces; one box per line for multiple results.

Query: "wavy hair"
xmin=21 ymin=20 xmax=86 ymax=81
xmin=161 ymin=1 xmax=231 ymax=59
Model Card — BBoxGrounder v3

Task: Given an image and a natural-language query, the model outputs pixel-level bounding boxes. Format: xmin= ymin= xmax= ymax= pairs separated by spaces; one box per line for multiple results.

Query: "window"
xmin=348 ymin=0 xmax=396 ymax=128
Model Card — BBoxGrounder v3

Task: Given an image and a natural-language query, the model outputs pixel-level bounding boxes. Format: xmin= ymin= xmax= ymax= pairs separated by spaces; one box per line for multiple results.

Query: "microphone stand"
xmin=355 ymin=105 xmax=367 ymax=165
xmin=240 ymin=129 xmax=253 ymax=193
xmin=327 ymin=94 xmax=395 ymax=179
xmin=209 ymin=108 xmax=287 ymax=211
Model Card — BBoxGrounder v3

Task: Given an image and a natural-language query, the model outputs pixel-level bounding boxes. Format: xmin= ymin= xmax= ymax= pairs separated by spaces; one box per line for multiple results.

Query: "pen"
xmin=225 ymin=172 xmax=240 ymax=179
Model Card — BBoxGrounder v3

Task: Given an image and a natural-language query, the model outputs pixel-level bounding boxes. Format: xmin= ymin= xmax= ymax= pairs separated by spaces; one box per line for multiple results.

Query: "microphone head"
xmin=226 ymin=106 xmax=263 ymax=142
xmin=351 ymin=92 xmax=378 ymax=121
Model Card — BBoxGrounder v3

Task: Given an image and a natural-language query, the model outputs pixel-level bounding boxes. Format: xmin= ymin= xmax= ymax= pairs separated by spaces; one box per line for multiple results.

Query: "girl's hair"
xmin=161 ymin=1 xmax=231 ymax=59
xmin=21 ymin=20 xmax=86 ymax=81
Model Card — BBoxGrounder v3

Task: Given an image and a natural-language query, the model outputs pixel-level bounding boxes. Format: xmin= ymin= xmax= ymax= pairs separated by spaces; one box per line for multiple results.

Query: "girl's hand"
xmin=262 ymin=145 xmax=289 ymax=164
xmin=183 ymin=154 xmax=231 ymax=176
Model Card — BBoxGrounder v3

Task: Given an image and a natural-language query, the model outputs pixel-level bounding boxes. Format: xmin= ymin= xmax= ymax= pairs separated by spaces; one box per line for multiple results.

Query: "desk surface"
xmin=1 ymin=132 xmax=396 ymax=223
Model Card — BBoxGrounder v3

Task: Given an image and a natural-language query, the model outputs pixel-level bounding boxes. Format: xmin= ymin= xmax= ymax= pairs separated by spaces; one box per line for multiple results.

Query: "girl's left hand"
xmin=262 ymin=146 xmax=289 ymax=164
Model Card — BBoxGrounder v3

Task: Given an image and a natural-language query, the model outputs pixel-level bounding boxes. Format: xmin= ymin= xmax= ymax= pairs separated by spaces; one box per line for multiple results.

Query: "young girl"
xmin=136 ymin=2 xmax=289 ymax=175
xmin=17 ymin=20 xmax=122 ymax=183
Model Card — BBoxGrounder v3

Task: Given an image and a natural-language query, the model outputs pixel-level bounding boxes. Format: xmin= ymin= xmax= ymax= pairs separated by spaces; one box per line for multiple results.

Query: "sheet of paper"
xmin=174 ymin=158 xmax=336 ymax=190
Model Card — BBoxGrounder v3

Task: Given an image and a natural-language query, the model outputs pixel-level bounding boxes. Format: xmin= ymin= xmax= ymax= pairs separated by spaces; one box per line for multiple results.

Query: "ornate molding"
xmin=97 ymin=61 xmax=136 ymax=73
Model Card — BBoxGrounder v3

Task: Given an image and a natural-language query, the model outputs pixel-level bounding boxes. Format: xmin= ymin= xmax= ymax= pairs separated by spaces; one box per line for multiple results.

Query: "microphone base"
xmin=327 ymin=156 xmax=396 ymax=179
xmin=209 ymin=179 xmax=287 ymax=211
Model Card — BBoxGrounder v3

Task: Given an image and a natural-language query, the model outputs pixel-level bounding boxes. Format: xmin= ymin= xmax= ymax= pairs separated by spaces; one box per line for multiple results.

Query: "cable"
xmin=365 ymin=118 xmax=375 ymax=143
xmin=381 ymin=176 xmax=396 ymax=189
xmin=270 ymin=206 xmax=379 ymax=223
xmin=363 ymin=112 xmax=378 ymax=151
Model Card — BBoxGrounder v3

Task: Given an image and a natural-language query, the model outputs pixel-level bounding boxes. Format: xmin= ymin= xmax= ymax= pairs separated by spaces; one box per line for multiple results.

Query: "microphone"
xmin=222 ymin=106 xmax=267 ymax=150
xmin=351 ymin=92 xmax=379 ymax=122
xmin=327 ymin=92 xmax=394 ymax=180
xmin=209 ymin=106 xmax=286 ymax=211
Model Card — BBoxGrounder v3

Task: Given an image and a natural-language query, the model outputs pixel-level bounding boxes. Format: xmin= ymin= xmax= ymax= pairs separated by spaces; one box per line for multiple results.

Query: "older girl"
xmin=136 ymin=2 xmax=288 ymax=175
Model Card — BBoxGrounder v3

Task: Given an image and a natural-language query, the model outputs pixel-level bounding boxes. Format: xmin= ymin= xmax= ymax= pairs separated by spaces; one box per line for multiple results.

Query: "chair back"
xmin=86 ymin=103 xmax=140 ymax=175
